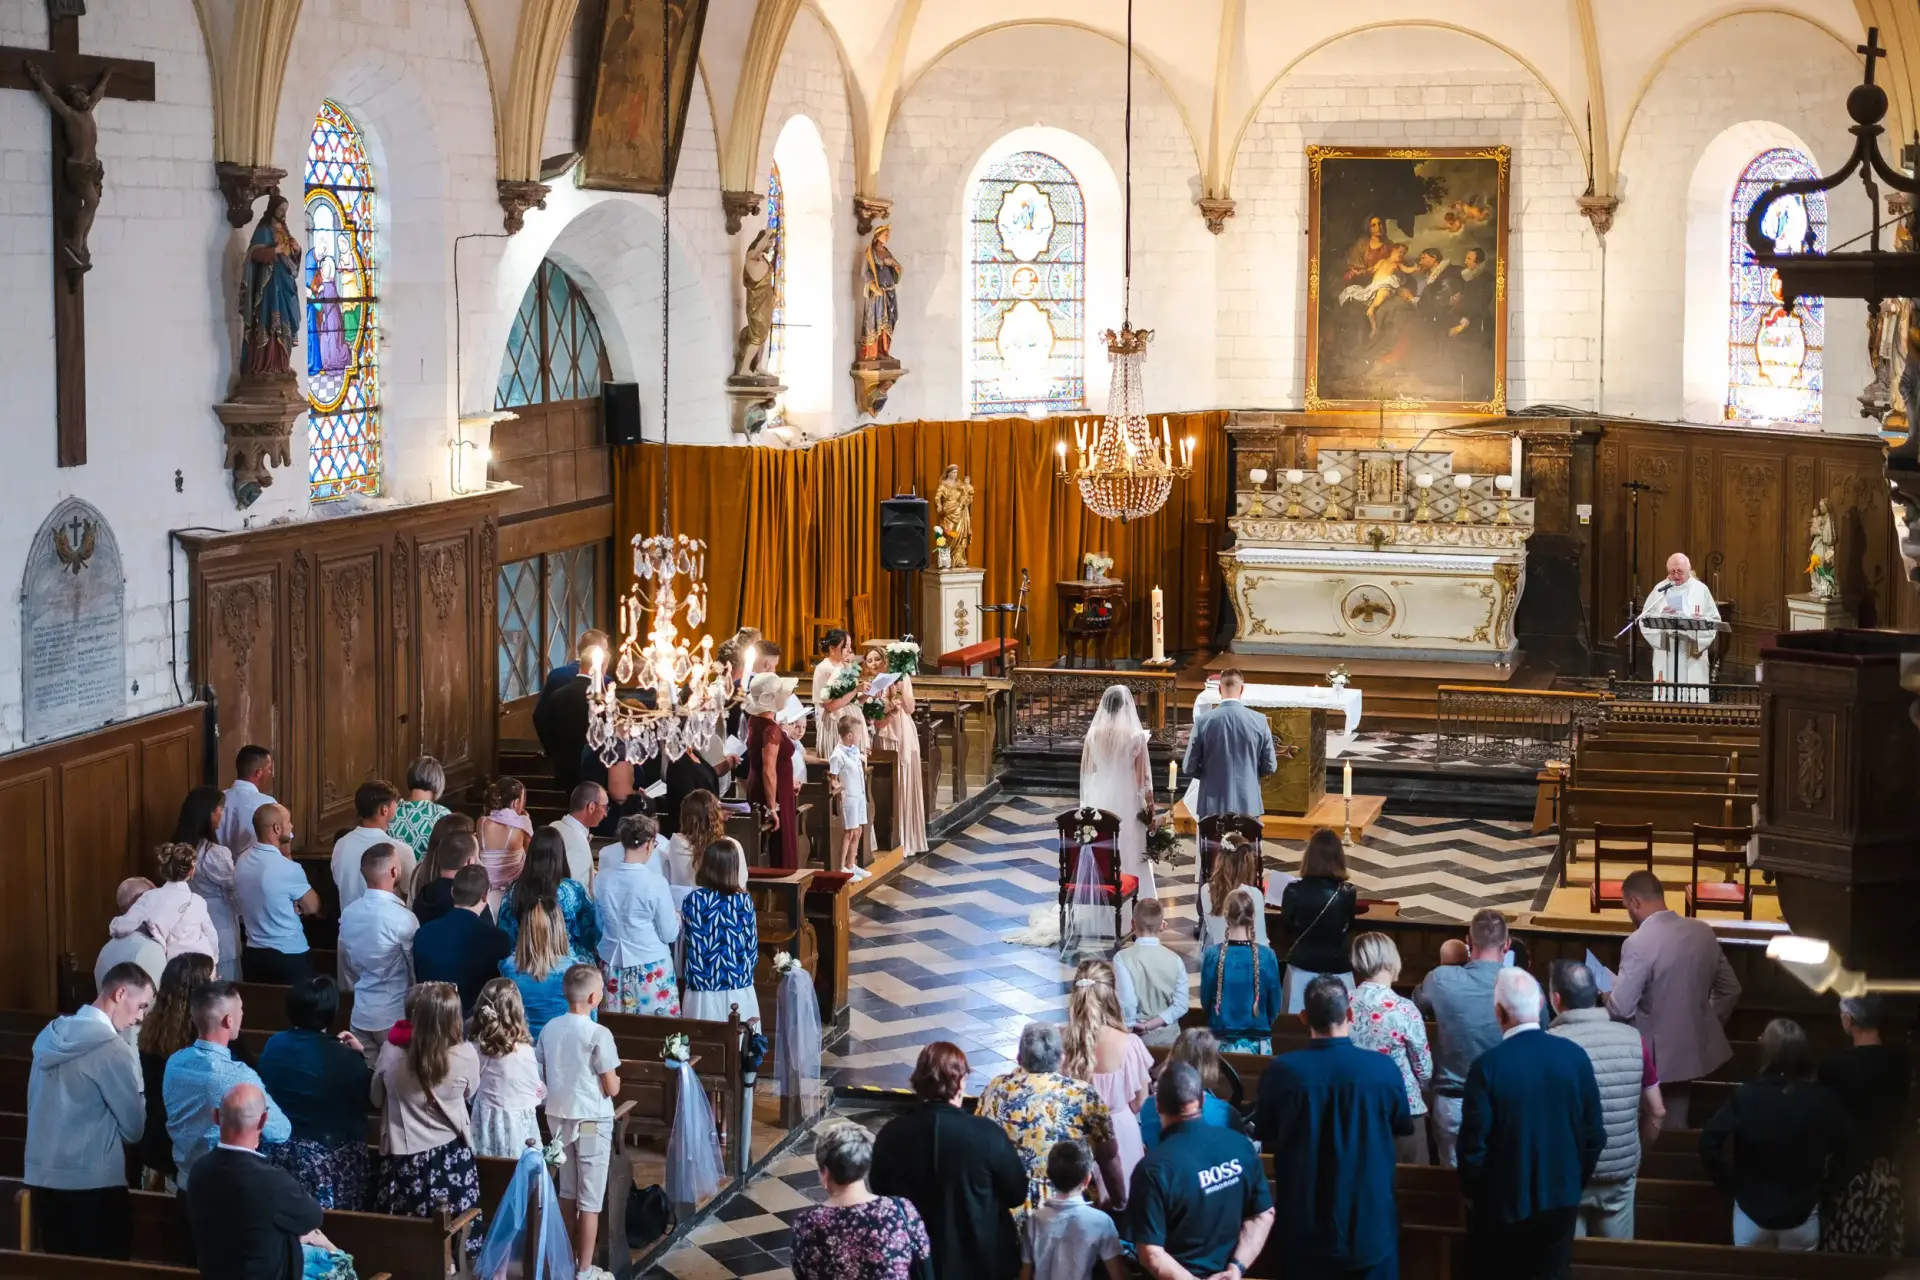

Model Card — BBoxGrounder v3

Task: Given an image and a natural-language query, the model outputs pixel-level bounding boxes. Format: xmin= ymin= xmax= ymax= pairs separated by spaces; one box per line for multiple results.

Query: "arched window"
xmin=765 ymin=161 xmax=786 ymax=383
xmin=1727 ymin=147 xmax=1825 ymax=424
xmin=969 ymin=150 xmax=1086 ymax=415
xmin=304 ymin=99 xmax=381 ymax=500
xmin=496 ymin=259 xmax=612 ymax=407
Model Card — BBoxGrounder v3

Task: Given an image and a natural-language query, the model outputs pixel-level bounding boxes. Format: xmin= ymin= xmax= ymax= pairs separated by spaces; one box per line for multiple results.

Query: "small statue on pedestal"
xmin=726 ymin=228 xmax=785 ymax=435
xmin=1808 ymin=498 xmax=1839 ymax=601
xmin=934 ymin=464 xmax=974 ymax=568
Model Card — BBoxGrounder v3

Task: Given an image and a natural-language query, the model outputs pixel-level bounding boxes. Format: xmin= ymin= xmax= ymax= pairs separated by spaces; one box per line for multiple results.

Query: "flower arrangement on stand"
xmin=1326 ymin=663 xmax=1351 ymax=690
xmin=933 ymin=526 xmax=952 ymax=569
xmin=1083 ymin=551 xmax=1114 ymax=583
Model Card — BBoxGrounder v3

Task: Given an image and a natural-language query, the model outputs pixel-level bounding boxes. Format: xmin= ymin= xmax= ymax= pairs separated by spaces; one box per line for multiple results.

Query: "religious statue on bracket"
xmin=934 ymin=464 xmax=974 ymax=568
xmin=725 ymin=227 xmax=785 ymax=436
xmin=851 ymin=221 xmax=908 ymax=416
xmin=213 ymin=192 xmax=307 ymax=508
xmin=1807 ymin=498 xmax=1839 ymax=601
xmin=26 ymin=62 xmax=111 ymax=283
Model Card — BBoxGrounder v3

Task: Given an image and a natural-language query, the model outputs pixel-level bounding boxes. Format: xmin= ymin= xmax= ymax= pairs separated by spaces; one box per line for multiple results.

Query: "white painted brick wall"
xmin=1606 ymin=12 xmax=1870 ymax=426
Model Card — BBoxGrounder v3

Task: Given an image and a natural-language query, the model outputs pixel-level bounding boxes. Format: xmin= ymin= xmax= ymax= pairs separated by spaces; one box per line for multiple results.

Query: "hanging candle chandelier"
xmin=1053 ymin=0 xmax=1193 ymax=523
xmin=585 ymin=0 xmax=734 ymax=766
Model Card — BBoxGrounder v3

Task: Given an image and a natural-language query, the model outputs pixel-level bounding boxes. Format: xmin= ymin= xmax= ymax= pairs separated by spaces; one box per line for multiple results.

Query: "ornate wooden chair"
xmin=1194 ymin=812 xmax=1264 ymax=937
xmin=1685 ymin=823 xmax=1755 ymax=919
xmin=1590 ymin=822 xmax=1655 ymax=913
xmin=1057 ymin=807 xmax=1136 ymax=944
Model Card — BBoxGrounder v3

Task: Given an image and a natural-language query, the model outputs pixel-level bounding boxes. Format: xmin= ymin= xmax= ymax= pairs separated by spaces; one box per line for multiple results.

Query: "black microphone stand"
xmin=1620 ymin=479 xmax=1654 ymax=676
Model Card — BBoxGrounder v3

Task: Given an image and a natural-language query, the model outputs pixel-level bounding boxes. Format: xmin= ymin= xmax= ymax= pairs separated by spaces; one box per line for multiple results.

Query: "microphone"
xmin=1656 ymin=581 xmax=1675 ymax=592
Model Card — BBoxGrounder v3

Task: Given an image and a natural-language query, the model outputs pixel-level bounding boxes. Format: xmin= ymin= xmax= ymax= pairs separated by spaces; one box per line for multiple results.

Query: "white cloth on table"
xmin=1193 ymin=681 xmax=1365 ymax=755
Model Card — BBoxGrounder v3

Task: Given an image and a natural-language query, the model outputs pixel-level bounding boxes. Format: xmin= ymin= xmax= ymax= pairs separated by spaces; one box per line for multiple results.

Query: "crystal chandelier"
xmin=585 ymin=0 xmax=734 ymax=766
xmin=1052 ymin=0 xmax=1194 ymax=523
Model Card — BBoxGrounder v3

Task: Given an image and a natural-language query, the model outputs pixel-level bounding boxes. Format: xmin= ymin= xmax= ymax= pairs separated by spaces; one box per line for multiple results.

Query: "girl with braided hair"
xmin=1200 ymin=891 xmax=1281 ymax=1053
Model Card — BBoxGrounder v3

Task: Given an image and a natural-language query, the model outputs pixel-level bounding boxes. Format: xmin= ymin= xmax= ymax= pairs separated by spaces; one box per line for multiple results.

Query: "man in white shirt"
xmin=551 ymin=782 xmax=609 ymax=892
xmin=336 ymin=844 xmax=418 ymax=1066
xmin=218 ymin=745 xmax=276 ymax=854
xmin=331 ymin=778 xmax=406 ymax=917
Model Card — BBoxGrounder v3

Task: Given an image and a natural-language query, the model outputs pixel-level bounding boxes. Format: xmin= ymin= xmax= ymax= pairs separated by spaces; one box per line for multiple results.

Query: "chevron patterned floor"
xmin=822 ymin=791 xmax=1555 ymax=1093
xmin=639 ymin=790 xmax=1554 ymax=1280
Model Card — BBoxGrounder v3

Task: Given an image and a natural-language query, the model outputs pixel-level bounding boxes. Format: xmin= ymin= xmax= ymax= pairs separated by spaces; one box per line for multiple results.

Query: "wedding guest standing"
xmin=791 ymin=1121 xmax=932 ymax=1280
xmin=479 ymin=778 xmax=535 ymax=897
xmin=411 ymin=827 xmax=484 ymax=926
xmin=331 ymin=780 xmax=404 ymax=914
xmin=1199 ymin=892 xmax=1281 ymax=1052
xmin=389 ymin=756 xmax=452 ymax=862
xmin=666 ymin=790 xmax=725 ymax=889
xmin=1062 ymin=959 xmax=1153 ymax=1198
xmin=255 ymin=976 xmax=373 ymax=1210
xmin=137 ymin=953 xmax=216 ymax=1184
xmin=1278 ymin=829 xmax=1358 ymax=1015
xmin=336 ymin=844 xmax=417 ymax=1062
xmin=811 ymin=630 xmax=868 ymax=756
xmin=743 ymin=673 xmax=800 ymax=871
xmin=413 ymin=865 xmax=513 ymax=1015
xmin=371 ymin=982 xmax=484 ymax=1264
xmin=682 ymin=839 xmax=761 ymax=1024
xmin=110 ymin=843 xmax=220 ymax=962
xmin=1820 ymin=996 xmax=1910 ymax=1254
xmin=597 ymin=814 xmax=682 ymax=1015
xmin=176 ymin=785 xmax=242 ymax=979
xmin=219 ymin=745 xmax=276 ymax=853
xmin=235 ymin=805 xmax=321 ymax=985
xmin=1348 ymin=932 xmax=1433 ymax=1164
xmin=863 ymin=644 xmax=927 ymax=855
xmin=499 ymin=828 xmax=599 ymax=966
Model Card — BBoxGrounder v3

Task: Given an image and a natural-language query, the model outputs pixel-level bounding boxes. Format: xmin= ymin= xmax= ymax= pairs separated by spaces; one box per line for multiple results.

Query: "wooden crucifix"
xmin=1 ymin=0 xmax=155 ymax=468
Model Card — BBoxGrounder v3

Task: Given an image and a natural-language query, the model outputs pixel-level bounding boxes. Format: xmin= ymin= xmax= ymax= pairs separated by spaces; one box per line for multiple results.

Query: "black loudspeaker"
xmin=604 ymin=382 xmax=643 ymax=445
xmin=879 ymin=496 xmax=930 ymax=571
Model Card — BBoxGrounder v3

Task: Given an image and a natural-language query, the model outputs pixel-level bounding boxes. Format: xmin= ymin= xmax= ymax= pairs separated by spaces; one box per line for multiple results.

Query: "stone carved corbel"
xmin=496 ymin=180 xmax=551 ymax=234
xmin=722 ymin=189 xmax=764 ymax=235
xmin=854 ymin=195 xmax=892 ymax=237
xmin=1197 ymin=196 xmax=1236 ymax=235
xmin=215 ymin=163 xmax=288 ymax=229
xmin=1576 ymin=193 xmax=1620 ymax=238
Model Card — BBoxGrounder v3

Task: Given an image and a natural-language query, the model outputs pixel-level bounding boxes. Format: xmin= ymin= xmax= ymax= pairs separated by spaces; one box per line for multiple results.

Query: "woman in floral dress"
xmin=1348 ymin=932 xmax=1433 ymax=1163
xmin=791 ymin=1120 xmax=932 ymax=1280
xmin=371 ymin=983 xmax=483 ymax=1262
xmin=497 ymin=828 xmax=599 ymax=965
xmin=976 ymin=1022 xmax=1128 ymax=1212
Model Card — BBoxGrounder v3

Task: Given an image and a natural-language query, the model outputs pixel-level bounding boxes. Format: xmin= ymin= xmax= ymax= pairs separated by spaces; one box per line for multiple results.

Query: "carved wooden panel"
xmin=180 ymin=493 xmax=505 ymax=851
xmin=316 ymin=552 xmax=382 ymax=833
xmin=59 ymin=746 xmax=134 ymax=959
xmin=1721 ymin=452 xmax=1783 ymax=628
xmin=203 ymin=572 xmax=279 ymax=757
xmin=416 ymin=534 xmax=476 ymax=775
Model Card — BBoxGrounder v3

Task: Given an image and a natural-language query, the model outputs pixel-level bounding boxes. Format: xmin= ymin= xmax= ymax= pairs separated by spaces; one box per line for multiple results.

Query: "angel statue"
xmin=731 ymin=228 xmax=777 ymax=380
xmin=933 ymin=464 xmax=974 ymax=569
xmin=1808 ymin=498 xmax=1839 ymax=601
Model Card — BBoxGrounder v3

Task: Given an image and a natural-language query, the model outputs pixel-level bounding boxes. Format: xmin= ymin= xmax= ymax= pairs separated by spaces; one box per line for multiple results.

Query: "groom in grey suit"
xmin=1183 ymin=669 xmax=1282 ymax=819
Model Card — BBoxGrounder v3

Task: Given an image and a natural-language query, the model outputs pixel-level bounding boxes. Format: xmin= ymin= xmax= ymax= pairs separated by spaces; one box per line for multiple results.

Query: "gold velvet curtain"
xmin=613 ymin=412 xmax=1230 ymax=667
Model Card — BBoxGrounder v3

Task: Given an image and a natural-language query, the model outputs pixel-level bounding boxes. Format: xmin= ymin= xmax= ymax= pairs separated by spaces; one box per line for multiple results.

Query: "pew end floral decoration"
xmin=772 ymin=950 xmax=803 ymax=978
xmin=661 ymin=1032 xmax=692 ymax=1065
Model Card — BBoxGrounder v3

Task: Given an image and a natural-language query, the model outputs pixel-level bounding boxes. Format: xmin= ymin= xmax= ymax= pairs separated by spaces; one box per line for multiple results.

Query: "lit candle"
xmin=1168 ymin=760 xmax=1178 ymax=792
xmin=1511 ymin=435 xmax=1523 ymax=493
xmin=1151 ymin=585 xmax=1166 ymax=663
xmin=1343 ymin=761 xmax=1353 ymax=799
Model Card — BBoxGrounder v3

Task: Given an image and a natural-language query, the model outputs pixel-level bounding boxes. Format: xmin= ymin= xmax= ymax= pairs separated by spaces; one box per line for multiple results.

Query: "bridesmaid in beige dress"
xmin=861 ymin=645 xmax=928 ymax=855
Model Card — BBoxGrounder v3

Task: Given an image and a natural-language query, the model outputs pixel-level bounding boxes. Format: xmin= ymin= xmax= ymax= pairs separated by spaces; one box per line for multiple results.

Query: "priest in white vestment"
xmin=1639 ymin=553 xmax=1721 ymax=702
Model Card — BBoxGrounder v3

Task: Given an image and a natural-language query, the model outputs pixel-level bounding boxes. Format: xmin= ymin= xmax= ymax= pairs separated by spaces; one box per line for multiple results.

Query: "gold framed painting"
xmin=1304 ymin=145 xmax=1511 ymax=413
xmin=580 ymin=0 xmax=711 ymax=194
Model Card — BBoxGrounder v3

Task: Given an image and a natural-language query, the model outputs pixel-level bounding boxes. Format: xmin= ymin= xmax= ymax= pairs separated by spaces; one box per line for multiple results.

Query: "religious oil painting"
xmin=581 ymin=0 xmax=710 ymax=194
xmin=1305 ymin=146 xmax=1510 ymax=414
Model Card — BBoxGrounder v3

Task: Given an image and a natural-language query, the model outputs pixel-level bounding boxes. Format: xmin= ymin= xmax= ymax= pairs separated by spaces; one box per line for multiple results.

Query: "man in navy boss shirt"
xmin=1132 ymin=1063 xmax=1274 ymax=1280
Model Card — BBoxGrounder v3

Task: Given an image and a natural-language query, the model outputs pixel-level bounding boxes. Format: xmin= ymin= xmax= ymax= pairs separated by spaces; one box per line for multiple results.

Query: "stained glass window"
xmin=304 ymin=100 xmax=381 ymax=500
xmin=969 ymin=150 xmax=1085 ymax=415
xmin=1728 ymin=147 xmax=1825 ymax=425
xmin=765 ymin=162 xmax=786 ymax=380
xmin=496 ymin=260 xmax=612 ymax=407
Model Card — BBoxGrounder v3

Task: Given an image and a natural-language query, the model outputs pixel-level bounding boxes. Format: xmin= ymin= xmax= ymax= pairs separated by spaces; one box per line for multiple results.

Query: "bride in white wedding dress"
xmin=1080 ymin=685 xmax=1157 ymax=904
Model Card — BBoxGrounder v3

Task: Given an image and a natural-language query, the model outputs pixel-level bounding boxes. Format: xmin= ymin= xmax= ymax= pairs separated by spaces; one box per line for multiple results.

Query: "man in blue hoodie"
xmin=24 ymin=961 xmax=154 ymax=1258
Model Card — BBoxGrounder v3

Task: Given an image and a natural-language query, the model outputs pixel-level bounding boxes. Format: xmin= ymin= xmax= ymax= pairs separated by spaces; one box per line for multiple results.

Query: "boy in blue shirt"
xmin=1021 ymin=1140 xmax=1124 ymax=1280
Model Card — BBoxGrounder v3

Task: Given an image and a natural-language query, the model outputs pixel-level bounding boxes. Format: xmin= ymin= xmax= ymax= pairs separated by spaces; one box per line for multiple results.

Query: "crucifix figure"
xmin=1 ymin=0 xmax=156 ymax=468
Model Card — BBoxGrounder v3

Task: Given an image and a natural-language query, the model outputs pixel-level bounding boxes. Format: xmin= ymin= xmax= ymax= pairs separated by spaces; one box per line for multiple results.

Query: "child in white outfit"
xmin=827 ymin=713 xmax=869 ymax=879
xmin=469 ymin=977 xmax=546 ymax=1157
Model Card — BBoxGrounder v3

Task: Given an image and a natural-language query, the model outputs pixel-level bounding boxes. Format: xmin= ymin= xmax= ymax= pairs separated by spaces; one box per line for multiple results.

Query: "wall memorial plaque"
xmin=22 ymin=498 xmax=126 ymax=744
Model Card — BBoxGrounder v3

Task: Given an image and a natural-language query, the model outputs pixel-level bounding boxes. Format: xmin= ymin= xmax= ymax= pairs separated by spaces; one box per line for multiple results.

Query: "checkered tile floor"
xmin=638 ymin=790 xmax=1555 ymax=1279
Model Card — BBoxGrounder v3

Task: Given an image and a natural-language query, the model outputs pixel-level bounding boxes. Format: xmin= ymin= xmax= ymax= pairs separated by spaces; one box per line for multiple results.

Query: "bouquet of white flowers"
xmin=660 ymin=1032 xmax=692 ymax=1065
xmin=885 ymin=638 xmax=921 ymax=675
xmin=772 ymin=950 xmax=803 ymax=978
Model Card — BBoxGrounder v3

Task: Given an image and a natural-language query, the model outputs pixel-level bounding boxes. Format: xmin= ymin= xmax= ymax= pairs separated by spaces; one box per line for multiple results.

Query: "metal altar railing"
xmin=1434 ymin=686 xmax=1604 ymax=768
xmin=1010 ymin=666 xmax=1181 ymax=751
xmin=1597 ymin=680 xmax=1763 ymax=728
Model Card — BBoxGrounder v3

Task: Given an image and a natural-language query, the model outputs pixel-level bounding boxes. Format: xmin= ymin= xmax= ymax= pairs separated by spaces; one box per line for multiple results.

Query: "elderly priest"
xmin=1637 ymin=553 xmax=1720 ymax=701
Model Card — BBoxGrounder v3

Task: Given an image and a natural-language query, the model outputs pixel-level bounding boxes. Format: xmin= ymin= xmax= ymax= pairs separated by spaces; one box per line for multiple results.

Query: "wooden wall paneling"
xmin=138 ymin=724 xmax=197 ymax=854
xmin=58 ymin=745 xmax=135 ymax=964
xmin=1821 ymin=457 xmax=1896 ymax=627
xmin=417 ymin=533 xmax=476 ymax=778
xmin=1719 ymin=450 xmax=1786 ymax=658
xmin=203 ymin=571 xmax=281 ymax=760
xmin=316 ymin=552 xmax=383 ymax=835
xmin=0 ymin=771 xmax=55 ymax=1008
xmin=390 ymin=534 xmax=416 ymax=774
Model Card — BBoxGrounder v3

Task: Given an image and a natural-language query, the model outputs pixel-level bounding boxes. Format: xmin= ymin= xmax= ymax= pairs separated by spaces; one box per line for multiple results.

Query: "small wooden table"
xmin=1057 ymin=578 xmax=1126 ymax=668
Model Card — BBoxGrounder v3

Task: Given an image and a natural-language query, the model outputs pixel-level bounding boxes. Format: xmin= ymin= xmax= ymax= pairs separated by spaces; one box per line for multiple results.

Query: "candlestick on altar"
xmin=1343 ymin=795 xmax=1354 ymax=846
xmin=1150 ymin=586 xmax=1166 ymax=663
xmin=1168 ymin=760 xmax=1178 ymax=793
xmin=1510 ymin=435 xmax=1523 ymax=495
xmin=1343 ymin=761 xmax=1352 ymax=800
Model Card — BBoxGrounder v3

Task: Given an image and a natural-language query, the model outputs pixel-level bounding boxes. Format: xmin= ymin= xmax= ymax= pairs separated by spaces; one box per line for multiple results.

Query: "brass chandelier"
xmin=585 ymin=0 xmax=735 ymax=766
xmin=1055 ymin=0 xmax=1193 ymax=522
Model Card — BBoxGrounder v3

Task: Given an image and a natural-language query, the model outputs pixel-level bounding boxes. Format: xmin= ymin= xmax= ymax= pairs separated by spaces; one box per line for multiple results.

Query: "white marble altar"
xmin=1221 ymin=448 xmax=1530 ymax=663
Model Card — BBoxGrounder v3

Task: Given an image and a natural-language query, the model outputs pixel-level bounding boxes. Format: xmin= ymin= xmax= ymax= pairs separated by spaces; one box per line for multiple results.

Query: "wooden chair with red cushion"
xmin=1590 ymin=822 xmax=1655 ymax=914
xmin=1194 ymin=812 xmax=1264 ymax=938
xmin=1685 ymin=823 xmax=1755 ymax=919
xmin=1057 ymin=807 xmax=1135 ymax=944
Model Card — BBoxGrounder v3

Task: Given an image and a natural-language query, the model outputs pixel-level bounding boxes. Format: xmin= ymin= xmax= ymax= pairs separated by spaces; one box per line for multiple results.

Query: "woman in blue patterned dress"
xmin=256 ymin=976 xmax=373 ymax=1208
xmin=497 ymin=828 xmax=599 ymax=965
xmin=681 ymin=838 xmax=760 ymax=1025
xmin=791 ymin=1120 xmax=931 ymax=1280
